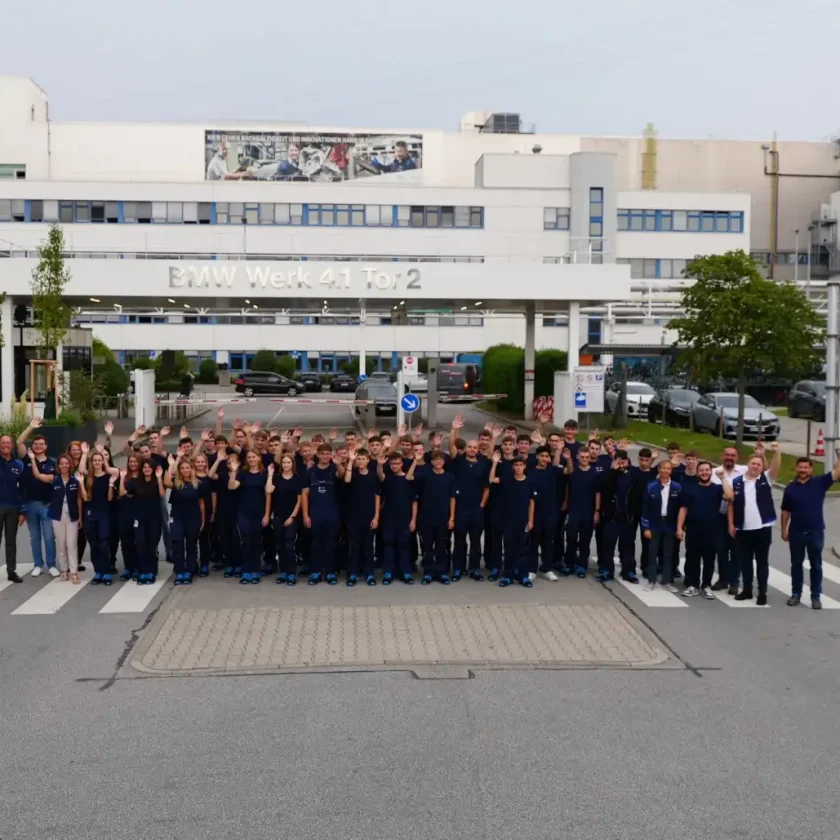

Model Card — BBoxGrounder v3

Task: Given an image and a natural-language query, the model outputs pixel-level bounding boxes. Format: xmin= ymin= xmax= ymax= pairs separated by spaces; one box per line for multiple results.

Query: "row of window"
xmin=618 ymin=209 xmax=744 ymax=233
xmin=615 ymin=257 xmax=690 ymax=280
xmin=750 ymin=251 xmax=810 ymax=265
xmin=0 ymin=199 xmax=484 ymax=229
xmin=74 ymin=313 xmax=486 ymax=327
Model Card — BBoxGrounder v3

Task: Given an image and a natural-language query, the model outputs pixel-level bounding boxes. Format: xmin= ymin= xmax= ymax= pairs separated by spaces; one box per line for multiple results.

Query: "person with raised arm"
xmin=489 ymin=451 xmax=534 ymax=588
xmin=164 ymin=449 xmax=205 ymax=586
xmin=344 ymin=446 xmax=382 ymax=586
xmin=227 ymin=449 xmax=269 ymax=585
xmin=301 ymin=443 xmax=346 ymax=585
xmin=266 ymin=454 xmax=302 ymax=586
xmin=78 ymin=445 xmax=119 ymax=585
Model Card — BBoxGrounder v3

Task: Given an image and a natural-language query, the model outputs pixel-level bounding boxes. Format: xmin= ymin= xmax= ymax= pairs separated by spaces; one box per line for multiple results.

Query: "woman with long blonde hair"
xmin=78 ymin=445 xmax=119 ymax=584
xmin=164 ymin=450 xmax=205 ymax=585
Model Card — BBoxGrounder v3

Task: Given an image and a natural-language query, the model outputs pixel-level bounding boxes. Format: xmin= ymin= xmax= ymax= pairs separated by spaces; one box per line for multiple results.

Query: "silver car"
xmin=605 ymin=381 xmax=656 ymax=418
xmin=691 ymin=392 xmax=780 ymax=440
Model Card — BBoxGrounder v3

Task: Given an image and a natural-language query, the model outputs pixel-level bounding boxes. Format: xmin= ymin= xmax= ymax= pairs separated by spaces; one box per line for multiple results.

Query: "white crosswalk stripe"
xmin=0 ymin=564 xmax=34 ymax=593
xmin=711 ymin=590 xmax=767 ymax=608
xmin=615 ymin=577 xmax=688 ymax=607
xmin=99 ymin=568 xmax=172 ymax=614
xmin=11 ymin=568 xmax=94 ymax=615
xmin=766 ymin=566 xmax=840 ymax=609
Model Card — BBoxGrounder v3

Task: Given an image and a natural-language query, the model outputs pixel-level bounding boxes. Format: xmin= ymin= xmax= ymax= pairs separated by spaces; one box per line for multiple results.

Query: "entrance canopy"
xmin=0 ymin=259 xmax=631 ymax=312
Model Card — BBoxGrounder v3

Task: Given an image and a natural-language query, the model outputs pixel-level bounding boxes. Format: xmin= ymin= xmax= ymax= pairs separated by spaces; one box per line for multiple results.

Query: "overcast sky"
xmin=4 ymin=0 xmax=839 ymax=140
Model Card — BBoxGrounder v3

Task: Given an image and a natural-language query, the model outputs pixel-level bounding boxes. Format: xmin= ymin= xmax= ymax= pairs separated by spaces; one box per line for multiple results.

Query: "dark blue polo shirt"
xmin=567 ymin=467 xmax=601 ymax=513
xmin=347 ymin=469 xmax=380 ymax=526
xmin=781 ymin=472 xmax=835 ymax=532
xmin=414 ymin=468 xmax=456 ymax=526
xmin=0 ymin=455 xmax=23 ymax=507
xmin=22 ymin=456 xmax=56 ymax=505
xmin=450 ymin=455 xmax=490 ymax=512
xmin=528 ymin=465 xmax=562 ymax=522
xmin=681 ymin=482 xmax=724 ymax=525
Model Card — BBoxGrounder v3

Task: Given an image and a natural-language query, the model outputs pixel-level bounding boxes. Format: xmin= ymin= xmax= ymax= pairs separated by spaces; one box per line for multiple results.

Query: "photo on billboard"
xmin=205 ymin=131 xmax=422 ymax=182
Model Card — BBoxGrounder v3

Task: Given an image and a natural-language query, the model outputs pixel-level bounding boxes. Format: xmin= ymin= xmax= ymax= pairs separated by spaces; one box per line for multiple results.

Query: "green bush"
xmin=92 ymin=337 xmax=115 ymax=363
xmin=481 ymin=344 xmax=568 ymax=417
xmin=101 ymin=359 xmax=129 ymax=397
xmin=198 ymin=357 xmax=218 ymax=384
xmin=43 ymin=409 xmax=83 ymax=428
xmin=250 ymin=349 xmax=277 ymax=372
xmin=534 ymin=349 xmax=567 ymax=402
xmin=340 ymin=357 xmax=378 ymax=377
xmin=132 ymin=357 xmax=154 ymax=370
xmin=274 ymin=355 xmax=295 ymax=378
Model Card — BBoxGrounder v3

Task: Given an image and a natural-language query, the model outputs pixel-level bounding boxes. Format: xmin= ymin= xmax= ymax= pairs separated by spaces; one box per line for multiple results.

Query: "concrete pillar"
xmin=524 ymin=302 xmax=536 ymax=415
xmin=0 ymin=296 xmax=13 ymax=411
xmin=358 ymin=302 xmax=366 ymax=377
xmin=568 ymin=301 xmax=581 ymax=372
xmin=300 ymin=353 xmax=309 ymax=372
xmin=391 ymin=350 xmax=398 ymax=372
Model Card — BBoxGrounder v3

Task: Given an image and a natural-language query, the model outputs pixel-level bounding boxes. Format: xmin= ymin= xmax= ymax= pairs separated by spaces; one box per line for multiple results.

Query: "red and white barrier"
xmin=532 ymin=395 xmax=554 ymax=421
xmin=154 ymin=397 xmax=377 ymax=406
xmin=438 ymin=393 xmax=508 ymax=403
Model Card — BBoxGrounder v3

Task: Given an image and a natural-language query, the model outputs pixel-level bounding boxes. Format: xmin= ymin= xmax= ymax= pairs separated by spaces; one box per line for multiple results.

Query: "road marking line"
xmin=806 ymin=561 xmax=840 ymax=588
xmin=99 ymin=568 xmax=172 ymax=614
xmin=12 ymin=569 xmax=93 ymax=615
xmin=0 ymin=564 xmax=35 ymax=593
xmin=767 ymin=566 xmax=840 ymax=609
xmin=712 ymin=590 xmax=768 ymax=608
xmin=614 ymin=577 xmax=688 ymax=607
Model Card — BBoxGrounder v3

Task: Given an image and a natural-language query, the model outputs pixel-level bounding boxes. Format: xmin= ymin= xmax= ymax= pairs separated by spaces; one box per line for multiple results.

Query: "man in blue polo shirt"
xmin=0 ymin=433 xmax=25 ymax=582
xmin=780 ymin=453 xmax=840 ymax=609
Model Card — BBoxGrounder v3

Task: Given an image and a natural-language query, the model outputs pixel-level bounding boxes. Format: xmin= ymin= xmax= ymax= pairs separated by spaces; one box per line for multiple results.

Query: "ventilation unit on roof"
xmin=479 ymin=113 xmax=534 ymax=134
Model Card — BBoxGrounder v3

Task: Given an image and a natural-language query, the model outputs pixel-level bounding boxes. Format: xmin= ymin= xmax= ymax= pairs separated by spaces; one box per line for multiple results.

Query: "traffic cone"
xmin=814 ymin=429 xmax=825 ymax=457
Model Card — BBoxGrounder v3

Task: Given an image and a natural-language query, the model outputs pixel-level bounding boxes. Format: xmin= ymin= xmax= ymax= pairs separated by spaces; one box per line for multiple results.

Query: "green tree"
xmin=132 ymin=357 xmax=154 ymax=370
xmin=250 ymin=349 xmax=278 ymax=372
xmin=198 ymin=357 xmax=218 ymax=383
xmin=670 ymin=250 xmax=824 ymax=446
xmin=274 ymin=355 xmax=296 ymax=378
xmin=31 ymin=224 xmax=72 ymax=356
xmin=92 ymin=337 xmax=115 ymax=363
xmin=341 ymin=357 xmax=378 ymax=377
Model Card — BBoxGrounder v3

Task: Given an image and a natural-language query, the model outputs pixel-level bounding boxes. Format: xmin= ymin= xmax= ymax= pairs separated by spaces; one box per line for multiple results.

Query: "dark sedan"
xmin=330 ymin=374 xmax=356 ymax=392
xmin=355 ymin=380 xmax=398 ymax=417
xmin=296 ymin=372 xmax=322 ymax=393
xmin=787 ymin=380 xmax=825 ymax=421
xmin=647 ymin=388 xmax=701 ymax=427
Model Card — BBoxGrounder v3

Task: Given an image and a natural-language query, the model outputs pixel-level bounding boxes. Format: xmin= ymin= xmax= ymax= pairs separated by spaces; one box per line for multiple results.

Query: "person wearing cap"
xmin=489 ymin=452 xmax=534 ymax=587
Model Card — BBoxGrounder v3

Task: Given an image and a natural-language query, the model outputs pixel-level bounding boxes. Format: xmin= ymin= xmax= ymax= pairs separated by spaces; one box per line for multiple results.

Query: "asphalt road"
xmin=1 ymin=397 xmax=839 ymax=840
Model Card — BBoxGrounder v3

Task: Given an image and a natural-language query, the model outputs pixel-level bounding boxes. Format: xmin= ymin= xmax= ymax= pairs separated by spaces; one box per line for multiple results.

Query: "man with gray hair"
xmin=206 ymin=140 xmax=252 ymax=180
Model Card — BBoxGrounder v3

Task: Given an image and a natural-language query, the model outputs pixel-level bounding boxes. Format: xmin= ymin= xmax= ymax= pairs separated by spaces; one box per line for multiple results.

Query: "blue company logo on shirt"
xmin=317 ymin=485 xmax=327 ymax=495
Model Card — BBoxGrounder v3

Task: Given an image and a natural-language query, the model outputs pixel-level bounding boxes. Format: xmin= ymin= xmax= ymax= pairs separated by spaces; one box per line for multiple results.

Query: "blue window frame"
xmin=617 ymin=210 xmax=628 ymax=231
xmin=617 ymin=208 xmax=744 ymax=233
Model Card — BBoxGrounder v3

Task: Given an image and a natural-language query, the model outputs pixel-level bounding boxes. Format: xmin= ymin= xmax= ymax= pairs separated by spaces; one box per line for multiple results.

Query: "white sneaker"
xmin=528 ymin=572 xmax=537 ymax=582
xmin=665 ymin=583 xmax=679 ymax=593
xmin=702 ymin=586 xmax=715 ymax=600
xmin=48 ymin=566 xmax=60 ymax=578
xmin=541 ymin=570 xmax=559 ymax=582
xmin=31 ymin=566 xmax=42 ymax=577
xmin=682 ymin=586 xmax=699 ymax=597
xmin=644 ymin=581 xmax=656 ymax=592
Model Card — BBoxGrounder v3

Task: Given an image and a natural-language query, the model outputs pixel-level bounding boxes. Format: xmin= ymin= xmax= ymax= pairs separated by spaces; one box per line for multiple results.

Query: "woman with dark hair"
xmin=78 ymin=446 xmax=119 ymax=584
xmin=127 ymin=460 xmax=166 ymax=584
xmin=266 ymin=454 xmax=301 ymax=586
xmin=227 ymin=449 xmax=269 ymax=585
xmin=117 ymin=453 xmax=142 ymax=580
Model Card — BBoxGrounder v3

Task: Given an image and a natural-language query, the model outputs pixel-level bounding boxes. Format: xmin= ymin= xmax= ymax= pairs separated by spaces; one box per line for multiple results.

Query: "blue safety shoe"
xmin=174 ymin=573 xmax=183 ymax=585
xmin=308 ymin=573 xmax=322 ymax=586
xmin=346 ymin=575 xmax=358 ymax=587
xmin=131 ymin=568 xmax=140 ymax=581
xmin=402 ymin=574 xmax=414 ymax=585
xmin=520 ymin=575 xmax=533 ymax=588
xmin=326 ymin=573 xmax=338 ymax=585
xmin=183 ymin=573 xmax=194 ymax=585
xmin=276 ymin=572 xmax=288 ymax=585
xmin=233 ymin=566 xmax=242 ymax=578
xmin=487 ymin=568 xmax=500 ymax=582
xmin=621 ymin=572 xmax=639 ymax=584
xmin=102 ymin=574 xmax=113 ymax=586
xmin=439 ymin=574 xmax=451 ymax=585
xmin=596 ymin=570 xmax=613 ymax=583
xmin=451 ymin=570 xmax=463 ymax=582
xmin=421 ymin=575 xmax=433 ymax=585
xmin=382 ymin=573 xmax=393 ymax=586
xmin=223 ymin=567 xmax=235 ymax=578
xmin=199 ymin=565 xmax=209 ymax=578
xmin=558 ymin=567 xmax=572 ymax=577
xmin=239 ymin=572 xmax=251 ymax=584
xmin=498 ymin=577 xmax=512 ymax=588
xmin=91 ymin=572 xmax=103 ymax=586
xmin=119 ymin=569 xmax=132 ymax=582
xmin=470 ymin=569 xmax=484 ymax=582
xmin=575 ymin=566 xmax=587 ymax=579
xmin=250 ymin=572 xmax=260 ymax=584
xmin=286 ymin=574 xmax=296 ymax=586
xmin=366 ymin=574 xmax=377 ymax=586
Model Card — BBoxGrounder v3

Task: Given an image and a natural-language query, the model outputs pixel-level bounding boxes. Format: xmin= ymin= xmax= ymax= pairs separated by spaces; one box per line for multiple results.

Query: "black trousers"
xmin=685 ymin=522 xmax=717 ymax=588
xmin=738 ymin=527 xmax=771 ymax=594
xmin=0 ymin=505 xmax=19 ymax=572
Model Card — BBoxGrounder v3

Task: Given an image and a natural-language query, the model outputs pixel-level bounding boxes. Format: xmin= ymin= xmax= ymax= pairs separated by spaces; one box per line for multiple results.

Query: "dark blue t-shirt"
xmin=348 ymin=469 xmax=380 ymax=526
xmin=681 ymin=482 xmax=724 ymax=525
xmin=237 ymin=470 xmax=267 ymax=519
xmin=22 ymin=456 xmax=56 ymax=505
xmin=781 ymin=473 xmax=835 ymax=532
xmin=450 ymin=455 xmax=490 ymax=512
xmin=382 ymin=472 xmax=416 ymax=527
xmin=414 ymin=467 xmax=456 ymax=525
xmin=308 ymin=463 xmax=339 ymax=522
xmin=529 ymin=465 xmax=562 ymax=521
xmin=272 ymin=473 xmax=302 ymax=521
xmin=567 ymin=467 xmax=601 ymax=513
xmin=85 ymin=473 xmax=112 ymax=517
xmin=169 ymin=482 xmax=202 ymax=521
xmin=499 ymin=474 xmax=533 ymax=527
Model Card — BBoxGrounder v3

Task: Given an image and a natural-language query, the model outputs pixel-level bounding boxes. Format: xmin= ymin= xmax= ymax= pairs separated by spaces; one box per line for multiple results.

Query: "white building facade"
xmin=0 ymin=76 xmax=770 ymax=383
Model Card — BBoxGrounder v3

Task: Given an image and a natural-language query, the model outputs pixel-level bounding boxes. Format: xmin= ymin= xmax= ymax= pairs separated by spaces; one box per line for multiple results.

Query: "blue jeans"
xmin=26 ymin=501 xmax=57 ymax=568
xmin=789 ymin=529 xmax=824 ymax=599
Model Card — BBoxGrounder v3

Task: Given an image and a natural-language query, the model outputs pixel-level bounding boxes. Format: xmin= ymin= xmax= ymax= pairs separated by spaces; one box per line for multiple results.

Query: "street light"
xmin=794 ymin=229 xmax=800 ymax=284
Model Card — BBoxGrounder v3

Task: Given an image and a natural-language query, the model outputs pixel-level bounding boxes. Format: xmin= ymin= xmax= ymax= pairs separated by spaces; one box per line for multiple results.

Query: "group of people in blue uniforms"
xmin=2 ymin=410 xmax=837 ymax=609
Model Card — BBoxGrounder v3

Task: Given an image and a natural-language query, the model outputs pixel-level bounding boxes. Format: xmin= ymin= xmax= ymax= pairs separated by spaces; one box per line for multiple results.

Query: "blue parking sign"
xmin=401 ymin=393 xmax=420 ymax=414
xmin=574 ymin=392 xmax=587 ymax=409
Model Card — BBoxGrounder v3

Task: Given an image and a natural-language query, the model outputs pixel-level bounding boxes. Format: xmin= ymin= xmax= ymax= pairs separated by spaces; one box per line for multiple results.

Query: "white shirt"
xmin=206 ymin=154 xmax=228 ymax=180
xmin=660 ymin=480 xmax=671 ymax=516
xmin=742 ymin=471 xmax=774 ymax=531
xmin=711 ymin=464 xmax=747 ymax=514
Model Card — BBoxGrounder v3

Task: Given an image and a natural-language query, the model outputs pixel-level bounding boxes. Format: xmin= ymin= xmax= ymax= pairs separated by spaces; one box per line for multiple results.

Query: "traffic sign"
xmin=357 ymin=373 xmax=369 ymax=384
xmin=400 ymin=393 xmax=420 ymax=414
xmin=571 ymin=365 xmax=606 ymax=413
xmin=402 ymin=355 xmax=418 ymax=376
xmin=291 ymin=350 xmax=299 ymax=360
xmin=574 ymin=392 xmax=587 ymax=409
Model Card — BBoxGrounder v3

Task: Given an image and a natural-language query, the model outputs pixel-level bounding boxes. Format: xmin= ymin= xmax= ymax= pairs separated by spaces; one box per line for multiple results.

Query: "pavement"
xmin=3 ymin=397 xmax=840 ymax=839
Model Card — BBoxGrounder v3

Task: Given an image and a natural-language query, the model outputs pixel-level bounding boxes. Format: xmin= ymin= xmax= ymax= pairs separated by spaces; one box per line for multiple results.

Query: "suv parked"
xmin=296 ymin=372 xmax=322 ymax=393
xmin=787 ymin=380 xmax=825 ymax=421
xmin=235 ymin=371 xmax=300 ymax=397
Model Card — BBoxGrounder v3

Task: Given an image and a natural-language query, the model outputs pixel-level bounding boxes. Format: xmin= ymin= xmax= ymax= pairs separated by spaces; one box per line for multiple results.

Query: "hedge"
xmin=274 ymin=355 xmax=296 ymax=378
xmin=481 ymin=343 xmax=567 ymax=416
xmin=198 ymin=358 xmax=218 ymax=384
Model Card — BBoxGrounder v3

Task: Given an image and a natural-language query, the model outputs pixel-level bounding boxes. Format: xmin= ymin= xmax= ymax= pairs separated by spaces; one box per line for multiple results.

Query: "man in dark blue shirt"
xmin=371 ymin=141 xmax=418 ymax=173
xmin=301 ymin=443 xmax=346 ymax=585
xmin=0 ymin=433 xmax=24 ymax=582
xmin=343 ymin=448 xmax=381 ymax=586
xmin=677 ymin=461 xmax=728 ymax=598
xmin=408 ymin=450 xmax=456 ymax=584
xmin=563 ymin=447 xmax=602 ymax=578
xmin=16 ymin=418 xmax=57 ymax=577
xmin=379 ymin=453 xmax=418 ymax=584
xmin=780 ymin=454 xmax=840 ymax=609
xmin=528 ymin=445 xmax=563 ymax=581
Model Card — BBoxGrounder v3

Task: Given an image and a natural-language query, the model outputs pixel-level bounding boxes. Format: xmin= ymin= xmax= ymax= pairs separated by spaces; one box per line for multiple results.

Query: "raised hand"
xmin=530 ymin=429 xmax=545 ymax=445
xmin=167 ymin=453 xmax=177 ymax=466
xmin=562 ymin=448 xmax=572 ymax=461
xmin=328 ymin=427 xmax=338 ymax=441
xmin=398 ymin=423 xmax=407 ymax=437
xmin=618 ymin=438 xmax=630 ymax=451
xmin=538 ymin=410 xmax=552 ymax=424
xmin=120 ymin=469 xmax=127 ymax=482
xmin=650 ymin=449 xmax=660 ymax=461
xmin=367 ymin=427 xmax=377 ymax=439
xmin=232 ymin=418 xmax=243 ymax=431
xmin=135 ymin=424 xmax=147 ymax=436
xmin=715 ymin=466 xmax=724 ymax=478
xmin=452 ymin=414 xmax=465 ymax=430
xmin=588 ymin=428 xmax=600 ymax=441
xmin=155 ymin=466 xmax=163 ymax=479
xmin=217 ymin=407 xmax=225 ymax=420
xmin=94 ymin=441 xmax=106 ymax=455
xmin=160 ymin=426 xmax=171 ymax=437
xmin=267 ymin=463 xmax=275 ymax=476
xmin=200 ymin=428 xmax=211 ymax=442
xmin=180 ymin=425 xmax=189 ymax=439
xmin=490 ymin=423 xmax=502 ymax=437
xmin=81 ymin=442 xmax=90 ymax=454
xmin=26 ymin=448 xmax=35 ymax=460
xmin=412 ymin=422 xmax=424 ymax=439
xmin=491 ymin=450 xmax=501 ymax=464
xmin=770 ymin=441 xmax=780 ymax=453
xmin=251 ymin=421 xmax=262 ymax=432
xmin=484 ymin=422 xmax=493 ymax=432
xmin=280 ymin=432 xmax=290 ymax=444
xmin=104 ymin=420 xmax=114 ymax=436
xmin=754 ymin=441 xmax=766 ymax=456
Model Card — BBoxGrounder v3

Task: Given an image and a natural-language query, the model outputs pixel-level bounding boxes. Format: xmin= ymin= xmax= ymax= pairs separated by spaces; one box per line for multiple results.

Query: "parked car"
xmin=295 ymin=372 xmax=322 ymax=392
xmin=235 ymin=371 xmax=300 ymax=397
xmin=605 ymin=381 xmax=656 ymax=418
xmin=691 ymin=392 xmax=780 ymax=440
xmin=787 ymin=380 xmax=825 ymax=421
xmin=355 ymin=379 xmax=398 ymax=417
xmin=436 ymin=363 xmax=480 ymax=400
xmin=330 ymin=374 xmax=356 ymax=392
xmin=647 ymin=388 xmax=701 ymax=427
xmin=405 ymin=376 xmax=428 ymax=393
